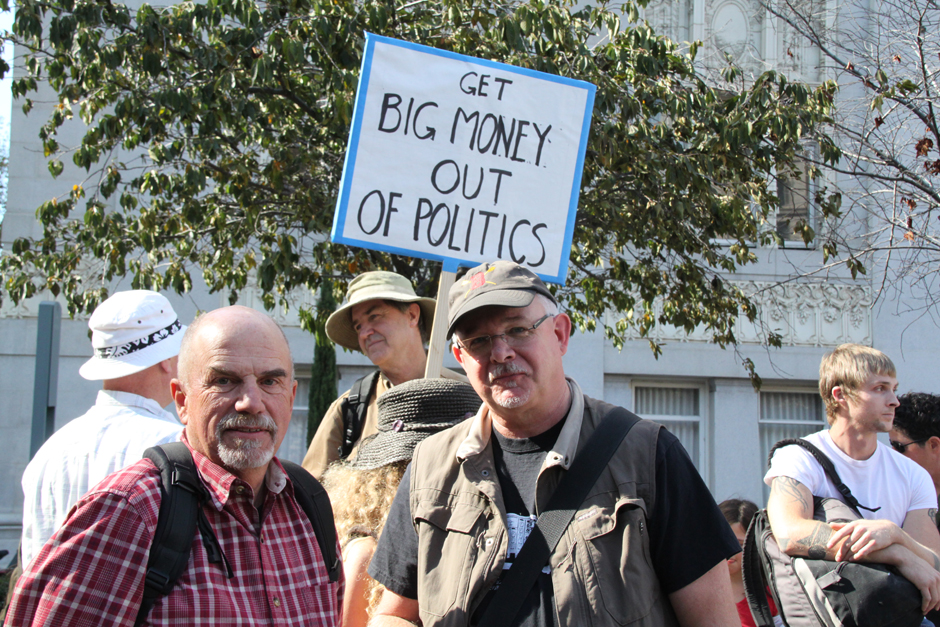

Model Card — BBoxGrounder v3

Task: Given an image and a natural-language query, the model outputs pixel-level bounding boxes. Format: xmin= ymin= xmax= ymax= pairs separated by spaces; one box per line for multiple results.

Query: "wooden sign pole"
xmin=424 ymin=262 xmax=459 ymax=379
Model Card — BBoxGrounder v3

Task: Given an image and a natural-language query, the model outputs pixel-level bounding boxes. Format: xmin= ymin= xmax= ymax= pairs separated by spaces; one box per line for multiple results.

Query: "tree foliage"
xmin=306 ymin=284 xmax=337 ymax=443
xmin=766 ymin=0 xmax=940 ymax=301
xmin=0 ymin=0 xmax=840 ymax=363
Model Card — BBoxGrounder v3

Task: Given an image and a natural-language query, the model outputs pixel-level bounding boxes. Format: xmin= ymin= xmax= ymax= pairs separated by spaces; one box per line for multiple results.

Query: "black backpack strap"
xmin=338 ymin=370 xmax=381 ymax=459
xmin=742 ymin=512 xmax=776 ymax=627
xmin=476 ymin=407 xmax=640 ymax=627
xmin=137 ymin=443 xmax=231 ymax=627
xmin=769 ymin=438 xmax=878 ymax=516
xmin=281 ymin=461 xmax=341 ymax=583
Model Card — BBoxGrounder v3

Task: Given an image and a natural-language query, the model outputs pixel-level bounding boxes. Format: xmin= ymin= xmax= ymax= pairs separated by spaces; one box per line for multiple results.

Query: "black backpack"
xmin=135 ymin=442 xmax=340 ymax=627
xmin=743 ymin=438 xmax=923 ymax=627
xmin=338 ymin=370 xmax=380 ymax=458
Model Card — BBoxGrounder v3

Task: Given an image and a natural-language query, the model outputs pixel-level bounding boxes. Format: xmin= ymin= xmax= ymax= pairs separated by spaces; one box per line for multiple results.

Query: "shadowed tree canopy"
xmin=308 ymin=284 xmax=337 ymax=443
xmin=0 ymin=0 xmax=841 ymax=374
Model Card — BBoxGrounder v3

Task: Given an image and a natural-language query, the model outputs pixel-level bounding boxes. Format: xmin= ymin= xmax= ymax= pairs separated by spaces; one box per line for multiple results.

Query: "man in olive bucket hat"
xmin=302 ymin=270 xmax=467 ymax=479
xmin=18 ymin=290 xmax=187 ymax=568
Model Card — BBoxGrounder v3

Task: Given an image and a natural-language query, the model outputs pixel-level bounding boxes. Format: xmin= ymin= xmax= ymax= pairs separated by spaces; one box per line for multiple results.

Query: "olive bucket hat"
xmin=326 ymin=271 xmax=437 ymax=351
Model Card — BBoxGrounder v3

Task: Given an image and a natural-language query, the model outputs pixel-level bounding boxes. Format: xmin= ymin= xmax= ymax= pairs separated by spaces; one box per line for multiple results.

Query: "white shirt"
xmin=20 ymin=390 xmax=182 ymax=566
xmin=765 ymin=429 xmax=937 ymax=526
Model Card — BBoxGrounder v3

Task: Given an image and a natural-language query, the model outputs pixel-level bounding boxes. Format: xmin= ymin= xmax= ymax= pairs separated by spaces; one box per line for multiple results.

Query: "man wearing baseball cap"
xmin=18 ymin=290 xmax=186 ymax=567
xmin=302 ymin=270 xmax=466 ymax=478
xmin=368 ymin=260 xmax=741 ymax=627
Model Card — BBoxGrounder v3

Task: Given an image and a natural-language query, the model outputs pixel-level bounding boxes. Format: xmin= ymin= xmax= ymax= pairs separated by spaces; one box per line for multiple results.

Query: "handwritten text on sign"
xmin=332 ymin=34 xmax=595 ymax=283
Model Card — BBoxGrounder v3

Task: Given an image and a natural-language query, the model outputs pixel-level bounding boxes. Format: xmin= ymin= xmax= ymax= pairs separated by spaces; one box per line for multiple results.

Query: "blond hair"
xmin=322 ymin=461 xmax=407 ymax=616
xmin=819 ymin=343 xmax=896 ymax=424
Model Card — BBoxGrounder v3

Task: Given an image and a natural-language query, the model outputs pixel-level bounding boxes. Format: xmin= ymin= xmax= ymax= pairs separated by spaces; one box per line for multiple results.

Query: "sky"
xmin=1 ymin=9 xmax=12 ymax=222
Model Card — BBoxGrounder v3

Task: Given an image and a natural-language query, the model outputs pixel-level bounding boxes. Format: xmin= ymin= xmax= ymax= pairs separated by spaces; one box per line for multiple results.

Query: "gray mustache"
xmin=489 ymin=363 xmax=526 ymax=382
xmin=217 ymin=412 xmax=277 ymax=435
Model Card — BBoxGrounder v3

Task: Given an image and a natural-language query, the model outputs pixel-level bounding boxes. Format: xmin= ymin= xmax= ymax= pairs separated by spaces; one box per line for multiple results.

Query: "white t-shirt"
xmin=764 ymin=429 xmax=937 ymax=526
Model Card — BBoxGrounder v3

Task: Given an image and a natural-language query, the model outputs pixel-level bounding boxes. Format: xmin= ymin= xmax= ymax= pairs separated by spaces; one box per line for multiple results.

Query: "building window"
xmin=278 ymin=365 xmax=370 ymax=465
xmin=279 ymin=371 xmax=312 ymax=465
xmin=759 ymin=390 xmax=826 ymax=501
xmin=634 ymin=385 xmax=702 ymax=469
xmin=776 ymin=153 xmax=815 ymax=248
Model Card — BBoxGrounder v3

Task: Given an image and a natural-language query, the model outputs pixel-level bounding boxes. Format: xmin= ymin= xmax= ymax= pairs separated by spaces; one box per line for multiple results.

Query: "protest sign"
xmin=332 ymin=33 xmax=596 ymax=283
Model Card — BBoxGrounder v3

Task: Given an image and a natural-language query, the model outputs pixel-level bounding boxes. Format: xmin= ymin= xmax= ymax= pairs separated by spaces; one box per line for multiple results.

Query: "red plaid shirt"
xmin=6 ymin=435 xmax=343 ymax=627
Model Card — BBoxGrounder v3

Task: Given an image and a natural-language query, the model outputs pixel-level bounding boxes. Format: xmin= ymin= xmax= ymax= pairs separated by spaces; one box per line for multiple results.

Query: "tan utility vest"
xmin=408 ymin=396 xmax=681 ymax=627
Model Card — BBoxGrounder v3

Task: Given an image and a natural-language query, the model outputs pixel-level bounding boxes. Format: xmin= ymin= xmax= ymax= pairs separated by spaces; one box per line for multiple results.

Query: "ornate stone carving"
xmin=702 ymin=0 xmax=765 ymax=70
xmin=712 ymin=1 xmax=752 ymax=61
xmin=742 ymin=281 xmax=871 ymax=346
xmin=645 ymin=0 xmax=823 ymax=85
xmin=606 ymin=280 xmax=872 ymax=347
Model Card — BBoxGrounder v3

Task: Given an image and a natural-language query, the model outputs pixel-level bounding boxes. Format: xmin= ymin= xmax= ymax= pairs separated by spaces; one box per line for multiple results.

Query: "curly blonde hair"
xmin=322 ymin=460 xmax=408 ymax=616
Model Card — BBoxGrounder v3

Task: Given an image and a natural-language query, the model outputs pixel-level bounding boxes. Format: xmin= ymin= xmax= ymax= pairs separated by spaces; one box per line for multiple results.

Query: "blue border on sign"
xmin=332 ymin=32 xmax=596 ymax=285
xmin=331 ymin=33 xmax=377 ymax=244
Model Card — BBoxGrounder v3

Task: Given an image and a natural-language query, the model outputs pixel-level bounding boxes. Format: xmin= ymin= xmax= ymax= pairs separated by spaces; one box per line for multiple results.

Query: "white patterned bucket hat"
xmin=78 ymin=290 xmax=187 ymax=381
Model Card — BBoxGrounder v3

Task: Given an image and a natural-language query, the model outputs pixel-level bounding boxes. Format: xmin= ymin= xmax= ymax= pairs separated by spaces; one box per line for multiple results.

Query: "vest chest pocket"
xmin=575 ymin=495 xmax=658 ymax=625
xmin=413 ymin=500 xmax=485 ymax=618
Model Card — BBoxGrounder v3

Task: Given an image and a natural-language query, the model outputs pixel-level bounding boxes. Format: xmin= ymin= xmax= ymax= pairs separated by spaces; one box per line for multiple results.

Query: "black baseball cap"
xmin=446 ymin=261 xmax=556 ymax=339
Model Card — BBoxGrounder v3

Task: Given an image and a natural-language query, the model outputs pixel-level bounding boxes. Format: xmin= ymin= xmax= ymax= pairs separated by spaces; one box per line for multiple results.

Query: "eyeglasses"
xmin=890 ymin=438 xmax=928 ymax=453
xmin=454 ymin=314 xmax=554 ymax=358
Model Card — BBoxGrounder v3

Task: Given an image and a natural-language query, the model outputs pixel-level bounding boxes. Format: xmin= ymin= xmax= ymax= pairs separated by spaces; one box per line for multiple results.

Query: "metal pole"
xmin=30 ymin=301 xmax=61 ymax=459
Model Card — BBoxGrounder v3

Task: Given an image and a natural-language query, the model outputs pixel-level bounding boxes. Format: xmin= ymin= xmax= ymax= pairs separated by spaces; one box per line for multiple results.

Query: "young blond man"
xmin=765 ymin=343 xmax=940 ymax=614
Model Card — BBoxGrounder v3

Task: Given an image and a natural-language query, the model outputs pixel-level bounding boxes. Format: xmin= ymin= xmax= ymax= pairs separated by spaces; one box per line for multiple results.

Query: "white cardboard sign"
xmin=332 ymin=33 xmax=596 ymax=283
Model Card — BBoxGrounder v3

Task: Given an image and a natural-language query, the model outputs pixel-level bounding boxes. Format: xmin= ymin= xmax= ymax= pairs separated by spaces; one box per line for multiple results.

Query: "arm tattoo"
xmin=772 ymin=476 xmax=812 ymax=517
xmin=796 ymin=524 xmax=832 ymax=560
xmin=922 ymin=509 xmax=940 ymax=571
